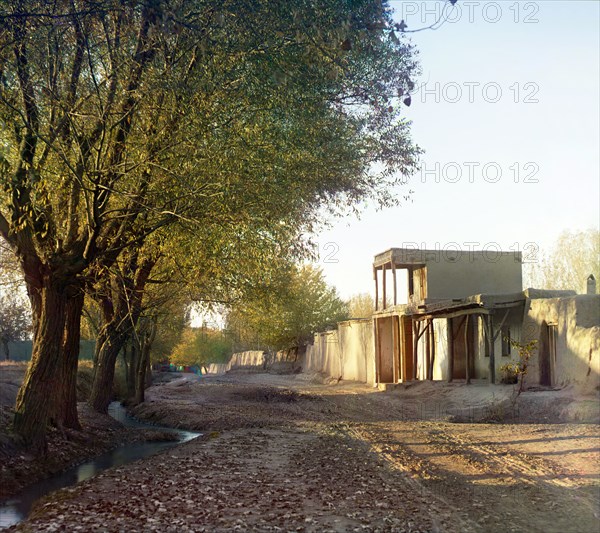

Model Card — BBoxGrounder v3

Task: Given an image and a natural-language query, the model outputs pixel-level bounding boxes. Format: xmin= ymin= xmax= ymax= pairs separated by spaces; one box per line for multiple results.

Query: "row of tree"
xmin=169 ymin=266 xmax=374 ymax=369
xmin=0 ymin=0 xmax=420 ymax=450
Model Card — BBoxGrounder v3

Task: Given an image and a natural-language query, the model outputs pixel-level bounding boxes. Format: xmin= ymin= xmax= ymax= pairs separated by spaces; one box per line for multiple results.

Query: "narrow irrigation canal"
xmin=0 ymin=403 xmax=199 ymax=529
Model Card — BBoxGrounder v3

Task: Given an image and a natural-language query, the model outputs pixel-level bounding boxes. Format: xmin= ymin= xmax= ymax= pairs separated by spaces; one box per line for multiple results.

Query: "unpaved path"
xmin=9 ymin=372 xmax=600 ymax=532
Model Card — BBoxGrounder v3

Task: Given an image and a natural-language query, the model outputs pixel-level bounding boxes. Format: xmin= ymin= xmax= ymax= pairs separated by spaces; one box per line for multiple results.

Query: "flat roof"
xmin=373 ymin=247 xmax=522 ymax=268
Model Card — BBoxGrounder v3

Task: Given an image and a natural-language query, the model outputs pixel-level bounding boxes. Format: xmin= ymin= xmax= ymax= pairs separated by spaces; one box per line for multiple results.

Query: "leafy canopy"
xmin=226 ymin=265 xmax=349 ymax=351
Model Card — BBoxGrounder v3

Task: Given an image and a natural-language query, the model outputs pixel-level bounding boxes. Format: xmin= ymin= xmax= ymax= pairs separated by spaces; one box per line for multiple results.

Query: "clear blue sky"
xmin=314 ymin=0 xmax=600 ymax=299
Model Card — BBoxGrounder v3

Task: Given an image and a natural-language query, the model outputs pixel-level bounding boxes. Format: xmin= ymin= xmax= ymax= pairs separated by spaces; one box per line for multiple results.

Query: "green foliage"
xmin=227 ymin=265 xmax=349 ymax=351
xmin=0 ymin=0 xmax=421 ymax=440
xmin=170 ymin=327 xmax=231 ymax=367
xmin=0 ymin=246 xmax=31 ymax=359
xmin=1 ymin=0 xmax=421 ymax=352
xmin=347 ymin=293 xmax=375 ymax=319
xmin=1 ymin=0 xmax=420 ymax=272
xmin=500 ymin=339 xmax=537 ymax=394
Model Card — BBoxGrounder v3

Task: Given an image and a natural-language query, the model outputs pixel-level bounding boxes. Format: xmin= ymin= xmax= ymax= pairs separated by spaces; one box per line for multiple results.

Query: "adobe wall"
xmin=426 ymin=252 xmax=522 ymax=300
xmin=229 ymin=350 xmax=266 ymax=369
xmin=205 ymin=349 xmax=302 ymax=375
xmin=205 ymin=363 xmax=230 ymax=374
xmin=204 ymin=350 xmax=265 ymax=374
xmin=521 ymin=295 xmax=600 ymax=393
xmin=303 ymin=319 xmax=376 ymax=386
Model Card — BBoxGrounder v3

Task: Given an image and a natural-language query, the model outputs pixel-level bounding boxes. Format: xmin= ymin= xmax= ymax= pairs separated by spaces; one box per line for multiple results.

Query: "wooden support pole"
xmin=447 ymin=318 xmax=454 ymax=382
xmin=425 ymin=320 xmax=431 ymax=380
xmin=400 ymin=318 xmax=404 ymax=383
xmin=392 ymin=316 xmax=399 ymax=383
xmin=413 ymin=320 xmax=419 ymax=380
xmin=374 ymin=267 xmax=379 ymax=311
xmin=487 ymin=315 xmax=495 ymax=384
xmin=429 ymin=319 xmax=436 ymax=380
xmin=392 ymin=264 xmax=397 ymax=307
xmin=382 ymin=265 xmax=387 ymax=310
xmin=492 ymin=309 xmax=510 ymax=343
xmin=464 ymin=315 xmax=471 ymax=385
xmin=374 ymin=318 xmax=380 ymax=384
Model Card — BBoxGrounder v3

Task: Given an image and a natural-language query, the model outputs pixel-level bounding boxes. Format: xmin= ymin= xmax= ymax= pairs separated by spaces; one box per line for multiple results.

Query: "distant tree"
xmin=0 ymin=291 xmax=31 ymax=360
xmin=0 ymin=246 xmax=31 ymax=360
xmin=525 ymin=229 xmax=600 ymax=292
xmin=227 ymin=265 xmax=349 ymax=351
xmin=148 ymin=303 xmax=189 ymax=366
xmin=170 ymin=327 xmax=231 ymax=369
xmin=347 ymin=293 xmax=375 ymax=319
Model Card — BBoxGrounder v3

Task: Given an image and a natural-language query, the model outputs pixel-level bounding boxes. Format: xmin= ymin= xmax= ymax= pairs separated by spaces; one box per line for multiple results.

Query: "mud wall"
xmin=521 ymin=295 xmax=600 ymax=393
xmin=204 ymin=351 xmax=265 ymax=374
xmin=228 ymin=350 xmax=266 ymax=369
xmin=205 ymin=349 xmax=301 ymax=375
xmin=206 ymin=319 xmax=376 ymax=386
xmin=205 ymin=363 xmax=230 ymax=374
xmin=304 ymin=319 xmax=376 ymax=386
xmin=304 ymin=331 xmax=340 ymax=378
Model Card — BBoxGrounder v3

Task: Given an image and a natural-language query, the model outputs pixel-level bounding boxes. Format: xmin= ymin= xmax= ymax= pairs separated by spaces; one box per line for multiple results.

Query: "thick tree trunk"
xmin=126 ymin=336 xmax=138 ymax=398
xmin=57 ymin=290 xmax=85 ymax=430
xmin=145 ymin=353 xmax=153 ymax=388
xmin=134 ymin=347 xmax=147 ymax=405
xmin=135 ymin=318 xmax=156 ymax=405
xmin=89 ymin=256 xmax=156 ymax=413
xmin=89 ymin=324 xmax=128 ymax=413
xmin=13 ymin=277 xmax=68 ymax=451
xmin=2 ymin=339 xmax=9 ymax=361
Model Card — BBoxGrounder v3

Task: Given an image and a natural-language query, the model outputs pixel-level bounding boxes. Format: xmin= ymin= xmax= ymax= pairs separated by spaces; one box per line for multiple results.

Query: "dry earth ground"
xmin=6 ymin=370 xmax=599 ymax=533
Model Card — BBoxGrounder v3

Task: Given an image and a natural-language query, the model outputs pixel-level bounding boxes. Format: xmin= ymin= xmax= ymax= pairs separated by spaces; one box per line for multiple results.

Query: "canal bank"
xmin=0 ymin=402 xmax=200 ymax=529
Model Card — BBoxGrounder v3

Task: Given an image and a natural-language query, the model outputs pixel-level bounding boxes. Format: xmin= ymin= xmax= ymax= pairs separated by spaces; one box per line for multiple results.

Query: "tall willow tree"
xmin=1 ymin=0 xmax=420 ymax=449
xmin=227 ymin=265 xmax=349 ymax=351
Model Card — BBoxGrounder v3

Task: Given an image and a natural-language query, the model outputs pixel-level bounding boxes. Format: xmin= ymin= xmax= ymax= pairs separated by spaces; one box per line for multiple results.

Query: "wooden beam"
xmin=425 ymin=320 xmax=431 ymax=380
xmin=397 ymin=317 xmax=403 ymax=383
xmin=464 ymin=315 xmax=470 ymax=385
xmin=447 ymin=318 xmax=454 ymax=382
xmin=382 ymin=264 xmax=387 ymax=310
xmin=416 ymin=322 xmax=428 ymax=342
xmin=374 ymin=267 xmax=379 ymax=312
xmin=374 ymin=318 xmax=380 ymax=384
xmin=412 ymin=319 xmax=419 ymax=380
xmin=492 ymin=309 xmax=511 ymax=342
xmin=392 ymin=315 xmax=398 ymax=383
xmin=428 ymin=319 xmax=436 ymax=380
xmin=392 ymin=263 xmax=397 ymax=306
xmin=414 ymin=308 xmax=490 ymax=321
xmin=487 ymin=315 xmax=495 ymax=384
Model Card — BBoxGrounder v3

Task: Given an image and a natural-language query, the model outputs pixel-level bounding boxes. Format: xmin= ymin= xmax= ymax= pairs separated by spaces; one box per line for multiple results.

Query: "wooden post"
xmin=429 ymin=319 xmax=436 ymax=380
xmin=374 ymin=267 xmax=379 ymax=311
xmin=413 ymin=320 xmax=419 ymax=380
xmin=397 ymin=317 xmax=403 ymax=383
xmin=392 ymin=315 xmax=398 ymax=383
xmin=464 ymin=315 xmax=470 ymax=385
xmin=392 ymin=264 xmax=397 ymax=306
xmin=382 ymin=264 xmax=387 ymax=310
xmin=447 ymin=318 xmax=454 ymax=382
xmin=424 ymin=319 xmax=431 ymax=379
xmin=487 ymin=314 xmax=495 ymax=384
xmin=374 ymin=318 xmax=380 ymax=384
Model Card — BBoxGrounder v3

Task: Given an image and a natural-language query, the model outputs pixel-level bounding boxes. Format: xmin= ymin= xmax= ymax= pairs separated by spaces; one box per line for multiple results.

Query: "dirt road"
xmin=10 ymin=372 xmax=600 ymax=532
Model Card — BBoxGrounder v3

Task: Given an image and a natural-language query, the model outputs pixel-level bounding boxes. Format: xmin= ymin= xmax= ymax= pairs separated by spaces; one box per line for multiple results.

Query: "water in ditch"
xmin=0 ymin=402 xmax=199 ymax=529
